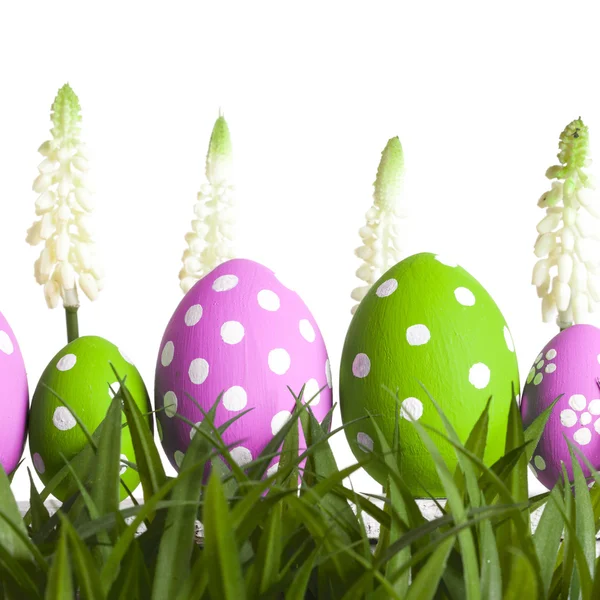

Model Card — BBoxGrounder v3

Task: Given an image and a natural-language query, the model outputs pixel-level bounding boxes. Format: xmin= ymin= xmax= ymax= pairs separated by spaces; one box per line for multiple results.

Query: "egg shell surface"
xmin=521 ymin=324 xmax=600 ymax=489
xmin=340 ymin=252 xmax=519 ymax=497
xmin=0 ymin=310 xmax=28 ymax=475
xmin=155 ymin=258 xmax=332 ymax=472
xmin=29 ymin=336 xmax=151 ymax=500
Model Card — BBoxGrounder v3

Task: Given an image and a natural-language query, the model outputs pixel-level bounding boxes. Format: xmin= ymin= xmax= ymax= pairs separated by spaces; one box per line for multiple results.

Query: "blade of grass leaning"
xmin=151 ymin=414 xmax=215 ymax=600
xmin=108 ymin=540 xmax=152 ymax=600
xmin=246 ymin=501 xmax=283 ymax=599
xmin=562 ymin=462 xmax=576 ymax=600
xmin=204 ymin=471 xmax=246 ymax=600
xmin=502 ymin=548 xmax=539 ymax=600
xmin=27 ymin=468 xmax=50 ymax=535
xmin=284 ymin=547 xmax=319 ymax=600
xmin=0 ymin=543 xmax=42 ymax=599
xmin=533 ymin=483 xmax=565 ymax=598
xmin=405 ymin=535 xmax=455 ymax=600
xmin=45 ymin=527 xmax=74 ymax=600
xmin=523 ymin=395 xmax=561 ymax=462
xmin=406 ymin=403 xmax=481 ymax=600
xmin=59 ymin=515 xmax=105 ymax=600
xmin=7 ymin=459 xmax=24 ymax=483
xmin=569 ymin=440 xmax=595 ymax=598
xmin=478 ymin=507 xmax=501 ymax=600
xmin=0 ymin=464 xmax=37 ymax=563
xmin=113 ymin=365 xmax=166 ymax=505
xmin=91 ymin=395 xmax=123 ymax=519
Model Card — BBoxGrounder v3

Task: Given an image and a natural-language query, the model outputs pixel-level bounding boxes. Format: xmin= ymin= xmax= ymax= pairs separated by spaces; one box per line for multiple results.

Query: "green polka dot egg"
xmin=28 ymin=336 xmax=151 ymax=501
xmin=340 ymin=253 xmax=519 ymax=497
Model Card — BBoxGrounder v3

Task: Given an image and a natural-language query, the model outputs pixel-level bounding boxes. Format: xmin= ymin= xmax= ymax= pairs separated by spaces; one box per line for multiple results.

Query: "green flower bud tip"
xmin=206 ymin=112 xmax=233 ymax=185
xmin=374 ymin=136 xmax=404 ymax=211
xmin=50 ymin=83 xmax=82 ymax=148
xmin=554 ymin=117 xmax=589 ymax=174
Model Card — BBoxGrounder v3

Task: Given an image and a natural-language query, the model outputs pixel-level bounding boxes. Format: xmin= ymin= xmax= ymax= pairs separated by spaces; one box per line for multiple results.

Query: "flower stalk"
xmin=351 ymin=136 xmax=406 ymax=314
xmin=179 ymin=112 xmax=235 ymax=293
xmin=26 ymin=84 xmax=104 ymax=342
xmin=533 ymin=118 xmax=600 ymax=328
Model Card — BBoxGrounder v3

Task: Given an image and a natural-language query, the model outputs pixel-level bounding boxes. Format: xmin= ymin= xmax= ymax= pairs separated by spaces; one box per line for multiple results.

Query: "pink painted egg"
xmin=155 ymin=258 xmax=333 ymax=473
xmin=521 ymin=324 xmax=600 ymax=489
xmin=0 ymin=310 xmax=29 ymax=475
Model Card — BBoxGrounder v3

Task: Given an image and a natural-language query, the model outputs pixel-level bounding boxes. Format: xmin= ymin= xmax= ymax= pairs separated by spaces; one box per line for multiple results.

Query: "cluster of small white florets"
xmin=26 ymin=84 xmax=103 ymax=308
xmin=351 ymin=136 xmax=406 ymax=314
xmin=533 ymin=118 xmax=600 ymax=328
xmin=180 ymin=115 xmax=235 ymax=293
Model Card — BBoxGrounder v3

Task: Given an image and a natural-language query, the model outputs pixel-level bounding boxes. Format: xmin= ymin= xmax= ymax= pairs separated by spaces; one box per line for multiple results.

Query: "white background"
xmin=1 ymin=0 xmax=598 ymax=499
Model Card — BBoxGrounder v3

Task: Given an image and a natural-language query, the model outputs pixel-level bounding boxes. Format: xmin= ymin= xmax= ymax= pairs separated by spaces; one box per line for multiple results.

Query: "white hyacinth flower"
xmin=533 ymin=118 xmax=600 ymax=328
xmin=26 ymin=84 xmax=103 ymax=309
xmin=179 ymin=113 xmax=235 ymax=293
xmin=351 ymin=137 xmax=406 ymax=314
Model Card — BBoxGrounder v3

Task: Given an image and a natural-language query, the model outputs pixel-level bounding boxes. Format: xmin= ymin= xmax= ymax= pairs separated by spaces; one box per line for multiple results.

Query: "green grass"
xmin=0 ymin=373 xmax=598 ymax=599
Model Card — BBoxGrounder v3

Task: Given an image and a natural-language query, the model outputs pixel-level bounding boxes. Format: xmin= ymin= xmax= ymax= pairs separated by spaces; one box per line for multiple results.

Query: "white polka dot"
xmin=574 ymin=428 xmax=592 ymax=446
xmin=326 ymin=359 xmax=332 ymax=389
xmin=589 ymin=399 xmax=600 ymax=415
xmin=569 ymin=394 xmax=587 ymax=411
xmin=267 ymin=462 xmax=279 ymax=477
xmin=352 ymin=353 xmax=371 ymax=378
xmin=536 ymin=360 xmax=545 ymax=370
xmin=271 ymin=410 xmax=292 ymax=435
xmin=597 ymin=354 xmax=600 ymax=365
xmin=184 ymin=304 xmax=203 ymax=326
xmin=257 ymin=290 xmax=280 ymax=311
xmin=303 ymin=378 xmax=321 ymax=406
xmin=57 ymin=354 xmax=77 ymax=372
xmin=53 ymin=406 xmax=76 ymax=431
xmin=504 ymin=327 xmax=514 ymax=352
xmin=0 ymin=331 xmax=13 ymax=355
xmin=32 ymin=453 xmax=45 ymax=474
xmin=400 ymin=397 xmax=424 ymax=421
xmin=268 ymin=349 xmax=291 ymax=375
xmin=230 ymin=446 xmax=253 ymax=467
xmin=534 ymin=455 xmax=546 ymax=471
xmin=376 ymin=279 xmax=398 ymax=298
xmin=357 ymin=432 xmax=374 ymax=452
xmin=533 ymin=373 xmax=543 ymax=386
xmin=299 ymin=319 xmax=316 ymax=343
xmin=561 ymin=409 xmax=577 ymax=427
xmin=406 ymin=324 xmax=430 ymax=346
xmin=164 ymin=391 xmax=177 ymax=417
xmin=546 ymin=349 xmax=557 ymax=360
xmin=581 ymin=412 xmax=592 ymax=426
xmin=595 ymin=419 xmax=600 ymax=434
xmin=174 ymin=451 xmax=184 ymax=467
xmin=221 ymin=321 xmax=245 ymax=345
xmin=161 ymin=342 xmax=174 ymax=367
xmin=527 ymin=368 xmax=535 ymax=384
xmin=223 ymin=386 xmax=247 ymax=411
xmin=212 ymin=274 xmax=239 ymax=292
xmin=189 ymin=358 xmax=209 ymax=384
xmin=516 ymin=394 xmax=521 ymax=406
xmin=545 ymin=364 xmax=556 ymax=374
xmin=454 ymin=287 xmax=476 ymax=306
xmin=119 ymin=454 xmax=129 ymax=475
xmin=119 ymin=348 xmax=133 ymax=364
xmin=469 ymin=363 xmax=490 ymax=389
xmin=189 ymin=421 xmax=202 ymax=440
xmin=589 ymin=480 xmax=595 ymax=489
xmin=435 ymin=255 xmax=457 ymax=267
xmin=108 ymin=382 xmax=121 ymax=399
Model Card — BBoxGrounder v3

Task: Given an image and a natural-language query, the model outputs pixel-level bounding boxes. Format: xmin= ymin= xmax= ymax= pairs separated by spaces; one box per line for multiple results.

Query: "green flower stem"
xmin=65 ymin=305 xmax=79 ymax=343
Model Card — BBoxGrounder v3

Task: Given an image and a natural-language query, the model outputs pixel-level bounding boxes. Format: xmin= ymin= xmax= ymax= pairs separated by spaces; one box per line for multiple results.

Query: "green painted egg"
xmin=340 ymin=253 xmax=519 ymax=496
xmin=29 ymin=336 xmax=151 ymax=501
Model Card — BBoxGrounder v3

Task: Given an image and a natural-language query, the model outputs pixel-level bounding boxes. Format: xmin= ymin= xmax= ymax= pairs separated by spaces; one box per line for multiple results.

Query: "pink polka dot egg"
xmin=521 ymin=324 xmax=600 ymax=489
xmin=0 ymin=310 xmax=28 ymax=475
xmin=155 ymin=258 xmax=333 ymax=472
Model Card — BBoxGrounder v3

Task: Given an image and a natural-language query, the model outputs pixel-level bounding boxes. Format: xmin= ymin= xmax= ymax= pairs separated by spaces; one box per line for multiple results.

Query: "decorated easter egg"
xmin=521 ymin=324 xmax=600 ymax=489
xmin=0 ymin=311 xmax=28 ymax=475
xmin=29 ymin=336 xmax=151 ymax=500
xmin=340 ymin=252 xmax=519 ymax=496
xmin=155 ymin=258 xmax=332 ymax=472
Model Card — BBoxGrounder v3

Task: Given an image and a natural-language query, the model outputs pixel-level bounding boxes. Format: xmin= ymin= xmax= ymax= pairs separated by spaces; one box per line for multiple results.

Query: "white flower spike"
xmin=533 ymin=118 xmax=600 ymax=328
xmin=351 ymin=137 xmax=406 ymax=314
xmin=179 ymin=112 xmax=235 ymax=293
xmin=26 ymin=84 xmax=103 ymax=310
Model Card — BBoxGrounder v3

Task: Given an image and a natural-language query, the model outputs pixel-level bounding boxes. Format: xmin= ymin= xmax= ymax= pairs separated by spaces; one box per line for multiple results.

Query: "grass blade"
xmin=405 ymin=535 xmax=455 ymax=600
xmin=45 ymin=527 xmax=74 ymax=600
